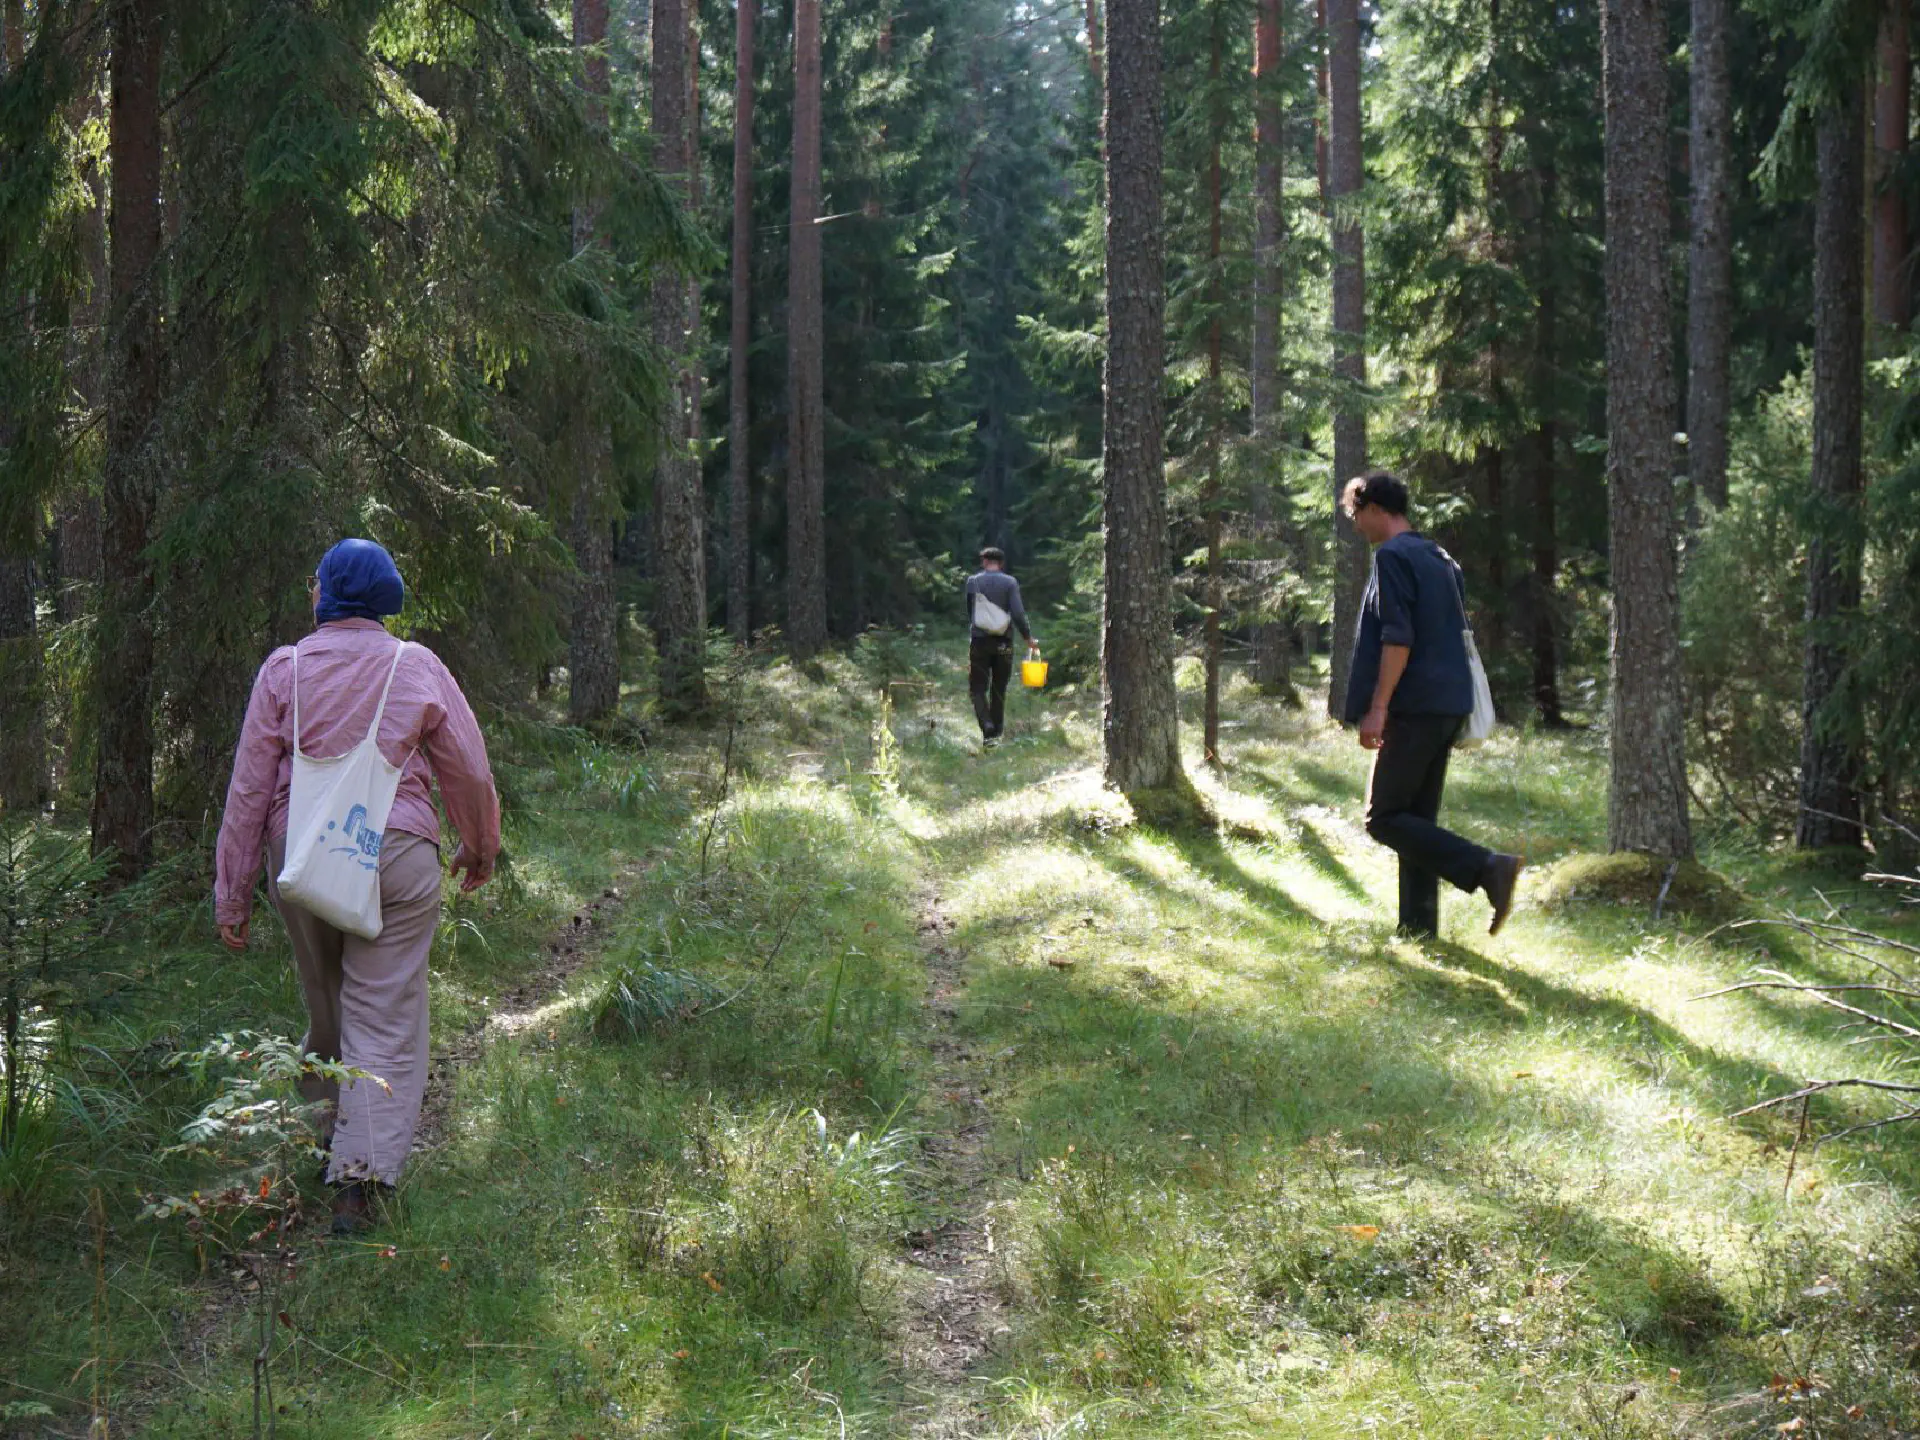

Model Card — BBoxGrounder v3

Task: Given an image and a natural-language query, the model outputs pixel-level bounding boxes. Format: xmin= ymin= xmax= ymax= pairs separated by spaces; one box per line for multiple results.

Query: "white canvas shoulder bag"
xmin=276 ymin=640 xmax=414 ymax=939
xmin=972 ymin=589 xmax=1012 ymax=635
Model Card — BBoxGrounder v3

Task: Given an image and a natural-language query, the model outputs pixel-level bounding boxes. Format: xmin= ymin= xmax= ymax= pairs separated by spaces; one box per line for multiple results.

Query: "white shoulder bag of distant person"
xmin=1453 ymin=570 xmax=1496 ymax=750
xmin=276 ymin=641 xmax=414 ymax=939
xmin=972 ymin=587 xmax=1013 ymax=636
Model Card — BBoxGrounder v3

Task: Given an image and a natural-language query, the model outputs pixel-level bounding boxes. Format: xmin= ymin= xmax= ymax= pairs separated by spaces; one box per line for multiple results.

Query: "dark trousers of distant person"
xmin=1364 ymin=714 xmax=1492 ymax=937
xmin=969 ymin=635 xmax=1013 ymax=738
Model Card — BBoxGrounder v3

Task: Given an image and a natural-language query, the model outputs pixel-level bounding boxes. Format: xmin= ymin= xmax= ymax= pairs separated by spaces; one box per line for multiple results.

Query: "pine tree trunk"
xmin=1102 ymin=0 xmax=1184 ymax=800
xmin=0 ymin=553 xmax=46 ymax=814
xmin=786 ymin=0 xmax=827 ymax=662
xmin=568 ymin=0 xmax=621 ymax=725
xmin=1203 ymin=8 xmax=1224 ymax=766
xmin=728 ymin=0 xmax=756 ymax=643
xmin=92 ymin=0 xmax=165 ymax=879
xmin=1314 ymin=0 xmax=1328 ymax=200
xmin=56 ymin=146 xmax=107 ymax=623
xmin=1797 ymin=88 xmax=1869 ymax=850
xmin=1687 ymin=0 xmax=1732 ymax=509
xmin=653 ymin=0 xmax=707 ymax=708
xmin=0 ymin=4 xmax=46 ymax=813
xmin=1602 ymin=0 xmax=1691 ymax=858
xmin=1250 ymin=0 xmax=1294 ymax=699
xmin=1325 ymin=0 xmax=1368 ymax=719
xmin=567 ymin=474 xmax=621 ymax=725
xmin=1531 ymin=228 xmax=1564 ymax=727
xmin=1875 ymin=0 xmax=1911 ymax=330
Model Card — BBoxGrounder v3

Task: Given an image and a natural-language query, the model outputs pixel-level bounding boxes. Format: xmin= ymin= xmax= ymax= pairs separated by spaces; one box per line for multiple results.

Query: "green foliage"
xmin=1683 ymin=376 xmax=1813 ymax=836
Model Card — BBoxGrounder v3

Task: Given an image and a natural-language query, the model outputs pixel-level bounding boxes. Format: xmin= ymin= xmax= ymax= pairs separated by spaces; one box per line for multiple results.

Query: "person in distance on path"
xmin=1341 ymin=471 xmax=1522 ymax=939
xmin=963 ymin=546 xmax=1039 ymax=748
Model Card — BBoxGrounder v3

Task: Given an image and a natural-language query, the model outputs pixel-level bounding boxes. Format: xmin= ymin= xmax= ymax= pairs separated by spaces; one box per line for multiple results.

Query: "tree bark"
xmin=728 ymin=0 xmax=755 ymax=643
xmin=1250 ymin=0 xmax=1294 ymax=697
xmin=93 ymin=0 xmax=165 ymax=878
xmin=0 ymin=553 xmax=46 ymax=813
xmin=1203 ymin=6 xmax=1224 ymax=766
xmin=0 ymin=8 xmax=47 ymax=812
xmin=1325 ymin=0 xmax=1368 ymax=718
xmin=1797 ymin=87 xmax=1869 ymax=850
xmin=786 ymin=0 xmax=827 ymax=661
xmin=1687 ymin=0 xmax=1732 ymax=509
xmin=1875 ymin=0 xmax=1911 ymax=330
xmin=653 ymin=0 xmax=707 ymax=707
xmin=568 ymin=0 xmax=621 ymax=725
xmin=1601 ymin=0 xmax=1691 ymax=858
xmin=1531 ymin=203 xmax=1564 ymax=728
xmin=1102 ymin=0 xmax=1184 ymax=799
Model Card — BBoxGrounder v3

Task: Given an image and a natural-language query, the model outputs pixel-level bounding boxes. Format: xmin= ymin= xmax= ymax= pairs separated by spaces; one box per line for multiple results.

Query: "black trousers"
xmin=1364 ymin=713 xmax=1492 ymax=936
xmin=969 ymin=635 xmax=1013 ymax=737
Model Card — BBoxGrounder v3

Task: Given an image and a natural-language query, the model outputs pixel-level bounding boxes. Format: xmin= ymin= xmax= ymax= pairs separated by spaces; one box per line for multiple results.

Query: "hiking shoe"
xmin=1482 ymin=853 xmax=1523 ymax=937
xmin=329 ymin=1180 xmax=391 ymax=1236
xmin=982 ymin=734 xmax=1001 ymax=750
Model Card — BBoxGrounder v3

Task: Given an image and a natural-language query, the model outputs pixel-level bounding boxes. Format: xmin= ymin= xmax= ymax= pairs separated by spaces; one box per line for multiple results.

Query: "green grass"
xmin=5 ymin=645 xmax=1919 ymax=1437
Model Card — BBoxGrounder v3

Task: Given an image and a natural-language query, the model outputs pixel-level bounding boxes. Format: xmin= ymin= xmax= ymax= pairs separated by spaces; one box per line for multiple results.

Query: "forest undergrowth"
xmin=4 ymin=641 xmax=1919 ymax=1438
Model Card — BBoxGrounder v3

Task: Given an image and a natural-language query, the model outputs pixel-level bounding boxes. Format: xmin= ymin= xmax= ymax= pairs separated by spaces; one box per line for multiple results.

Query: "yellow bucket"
xmin=1021 ymin=657 xmax=1049 ymax=689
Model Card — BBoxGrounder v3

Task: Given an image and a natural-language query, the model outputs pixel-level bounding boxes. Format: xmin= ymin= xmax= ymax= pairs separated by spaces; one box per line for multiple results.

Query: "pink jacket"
xmin=214 ymin=620 xmax=501 ymax=927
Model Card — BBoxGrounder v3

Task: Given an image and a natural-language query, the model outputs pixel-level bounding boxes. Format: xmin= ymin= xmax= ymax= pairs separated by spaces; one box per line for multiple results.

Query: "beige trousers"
xmin=267 ymin=832 xmax=442 ymax=1185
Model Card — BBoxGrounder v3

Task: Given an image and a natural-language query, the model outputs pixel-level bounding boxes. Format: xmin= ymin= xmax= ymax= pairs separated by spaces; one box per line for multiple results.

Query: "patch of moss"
xmin=1125 ymin=775 xmax=1218 ymax=833
xmin=1534 ymin=851 xmax=1744 ymax=922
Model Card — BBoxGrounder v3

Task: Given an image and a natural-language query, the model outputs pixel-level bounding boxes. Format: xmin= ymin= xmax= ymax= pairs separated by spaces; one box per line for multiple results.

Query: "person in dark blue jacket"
xmin=1341 ymin=472 xmax=1522 ymax=938
xmin=963 ymin=548 xmax=1039 ymax=747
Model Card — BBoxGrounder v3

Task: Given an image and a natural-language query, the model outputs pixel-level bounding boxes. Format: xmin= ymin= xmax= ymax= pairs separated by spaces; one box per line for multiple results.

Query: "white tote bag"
xmin=276 ymin=641 xmax=413 ymax=939
xmin=972 ymin=590 xmax=1012 ymax=635
xmin=1457 ymin=628 xmax=1496 ymax=750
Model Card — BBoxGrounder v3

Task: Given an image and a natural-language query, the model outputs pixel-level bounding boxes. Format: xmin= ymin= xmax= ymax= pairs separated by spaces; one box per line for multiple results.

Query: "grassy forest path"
xmin=10 ymin=644 xmax=1920 ymax=1438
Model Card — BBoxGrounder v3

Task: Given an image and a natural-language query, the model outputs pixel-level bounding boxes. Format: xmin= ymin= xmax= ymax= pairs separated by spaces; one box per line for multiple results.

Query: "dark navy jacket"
xmin=1342 ymin=532 xmax=1474 ymax=724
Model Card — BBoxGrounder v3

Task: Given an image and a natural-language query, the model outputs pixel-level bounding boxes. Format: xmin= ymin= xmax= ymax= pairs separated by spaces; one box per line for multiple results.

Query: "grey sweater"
xmin=964 ymin=570 xmax=1032 ymax=642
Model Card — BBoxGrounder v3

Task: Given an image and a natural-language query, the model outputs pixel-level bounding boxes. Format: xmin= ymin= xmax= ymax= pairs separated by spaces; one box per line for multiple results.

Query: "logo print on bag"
xmin=325 ymin=804 xmax=384 ymax=871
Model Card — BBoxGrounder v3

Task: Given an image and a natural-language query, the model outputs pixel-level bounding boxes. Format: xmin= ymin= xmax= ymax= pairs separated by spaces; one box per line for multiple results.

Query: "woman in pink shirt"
xmin=214 ymin=539 xmax=501 ymax=1234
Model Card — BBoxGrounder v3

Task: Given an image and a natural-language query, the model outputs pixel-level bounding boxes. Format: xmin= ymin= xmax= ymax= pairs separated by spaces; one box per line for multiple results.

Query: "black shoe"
xmin=1482 ymin=854 xmax=1523 ymax=937
xmin=330 ymin=1180 xmax=392 ymax=1236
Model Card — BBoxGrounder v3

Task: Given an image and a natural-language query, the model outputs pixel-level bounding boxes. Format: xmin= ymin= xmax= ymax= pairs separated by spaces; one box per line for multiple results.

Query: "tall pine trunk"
xmin=1250 ymin=0 xmax=1295 ymax=700
xmin=786 ymin=0 xmax=827 ymax=661
xmin=653 ymin=0 xmax=707 ymax=707
xmin=568 ymin=0 xmax=621 ymax=725
xmin=94 ymin=0 xmax=165 ymax=877
xmin=1102 ymin=0 xmax=1185 ymax=800
xmin=1325 ymin=0 xmax=1368 ymax=719
xmin=728 ymin=0 xmax=756 ymax=643
xmin=1203 ymin=6 xmax=1224 ymax=766
xmin=0 ymin=19 xmax=47 ymax=813
xmin=1687 ymin=0 xmax=1732 ymax=510
xmin=1797 ymin=87 xmax=1869 ymax=850
xmin=1601 ymin=0 xmax=1691 ymax=858
xmin=1876 ymin=0 xmax=1911 ymax=330
xmin=1531 ymin=198 xmax=1564 ymax=727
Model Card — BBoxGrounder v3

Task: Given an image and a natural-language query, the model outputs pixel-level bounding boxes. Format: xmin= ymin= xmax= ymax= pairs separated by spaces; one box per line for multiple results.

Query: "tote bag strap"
xmin=289 ymin=639 xmax=410 ymax=760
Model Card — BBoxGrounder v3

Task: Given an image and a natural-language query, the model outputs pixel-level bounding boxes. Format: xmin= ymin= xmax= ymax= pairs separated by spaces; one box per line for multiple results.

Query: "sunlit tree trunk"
xmin=1325 ymin=0 xmax=1368 ymax=718
xmin=653 ymin=0 xmax=707 ymax=707
xmin=1250 ymin=0 xmax=1296 ymax=700
xmin=786 ymin=0 xmax=827 ymax=661
xmin=1203 ymin=5 xmax=1224 ymax=765
xmin=728 ymin=0 xmax=756 ymax=643
xmin=568 ymin=0 xmax=621 ymax=725
xmin=1601 ymin=0 xmax=1691 ymax=858
xmin=1687 ymin=0 xmax=1732 ymax=509
xmin=1101 ymin=0 xmax=1185 ymax=800
xmin=1798 ymin=85 xmax=1868 ymax=851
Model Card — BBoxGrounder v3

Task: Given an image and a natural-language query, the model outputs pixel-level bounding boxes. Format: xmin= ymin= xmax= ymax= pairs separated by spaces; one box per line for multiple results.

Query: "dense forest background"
xmin=2 ymin=0 xmax=1919 ymax=864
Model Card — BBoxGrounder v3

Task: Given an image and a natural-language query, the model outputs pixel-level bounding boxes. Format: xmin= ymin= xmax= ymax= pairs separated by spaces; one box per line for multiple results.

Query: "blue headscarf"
xmin=314 ymin=539 xmax=406 ymax=624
